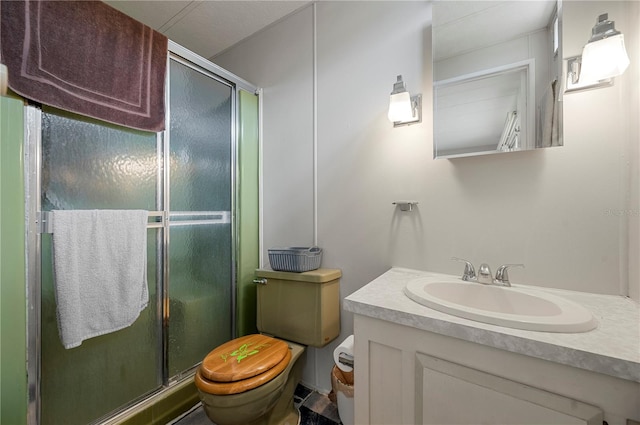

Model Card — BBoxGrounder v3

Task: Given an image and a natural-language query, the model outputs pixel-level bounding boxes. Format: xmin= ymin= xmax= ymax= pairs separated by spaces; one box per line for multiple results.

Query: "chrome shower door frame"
xmin=24 ymin=41 xmax=259 ymax=425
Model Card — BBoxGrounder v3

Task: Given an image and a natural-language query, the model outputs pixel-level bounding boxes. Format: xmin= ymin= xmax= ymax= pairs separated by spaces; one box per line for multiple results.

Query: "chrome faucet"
xmin=452 ymin=258 xmax=524 ymax=287
xmin=494 ymin=264 xmax=525 ymax=287
xmin=451 ymin=257 xmax=476 ymax=281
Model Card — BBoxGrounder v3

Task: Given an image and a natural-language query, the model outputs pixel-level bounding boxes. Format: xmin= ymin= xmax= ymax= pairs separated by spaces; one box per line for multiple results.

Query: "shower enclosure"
xmin=25 ymin=44 xmax=258 ymax=424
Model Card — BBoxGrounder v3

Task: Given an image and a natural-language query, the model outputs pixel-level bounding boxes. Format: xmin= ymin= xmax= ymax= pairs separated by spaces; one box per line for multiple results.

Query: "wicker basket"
xmin=268 ymin=247 xmax=322 ymax=272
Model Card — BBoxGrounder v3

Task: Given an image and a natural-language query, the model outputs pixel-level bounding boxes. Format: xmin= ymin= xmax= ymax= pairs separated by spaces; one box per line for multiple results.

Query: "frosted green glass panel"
xmin=168 ymin=224 xmax=232 ymax=376
xmin=167 ymin=59 xmax=233 ymax=378
xmin=42 ymin=108 xmax=158 ymax=211
xmin=169 ymin=60 xmax=232 ymax=212
xmin=40 ymin=231 xmax=160 ymax=425
xmin=40 ymin=109 xmax=160 ymax=425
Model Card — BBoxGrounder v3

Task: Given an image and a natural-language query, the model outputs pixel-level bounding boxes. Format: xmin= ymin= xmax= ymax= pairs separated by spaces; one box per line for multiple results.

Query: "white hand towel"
xmin=51 ymin=209 xmax=148 ymax=349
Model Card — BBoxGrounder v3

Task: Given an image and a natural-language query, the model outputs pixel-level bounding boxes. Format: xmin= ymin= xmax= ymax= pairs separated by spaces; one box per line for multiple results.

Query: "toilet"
xmin=194 ymin=268 xmax=341 ymax=425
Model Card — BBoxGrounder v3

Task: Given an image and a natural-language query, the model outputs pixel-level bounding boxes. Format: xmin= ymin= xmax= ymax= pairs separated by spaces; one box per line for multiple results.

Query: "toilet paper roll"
xmin=333 ymin=334 xmax=354 ymax=372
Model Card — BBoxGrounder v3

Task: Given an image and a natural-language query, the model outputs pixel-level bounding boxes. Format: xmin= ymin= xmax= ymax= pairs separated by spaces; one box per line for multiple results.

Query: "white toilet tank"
xmin=255 ymin=268 xmax=341 ymax=347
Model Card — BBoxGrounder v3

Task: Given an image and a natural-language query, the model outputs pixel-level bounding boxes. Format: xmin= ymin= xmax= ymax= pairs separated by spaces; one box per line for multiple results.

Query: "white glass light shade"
xmin=580 ymin=34 xmax=630 ymax=83
xmin=388 ymin=91 xmax=414 ymax=123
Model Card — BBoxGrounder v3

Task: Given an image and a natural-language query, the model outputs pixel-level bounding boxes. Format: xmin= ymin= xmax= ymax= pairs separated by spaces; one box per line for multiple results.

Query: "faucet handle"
xmin=451 ymin=257 xmax=476 ymax=281
xmin=495 ymin=264 xmax=525 ymax=286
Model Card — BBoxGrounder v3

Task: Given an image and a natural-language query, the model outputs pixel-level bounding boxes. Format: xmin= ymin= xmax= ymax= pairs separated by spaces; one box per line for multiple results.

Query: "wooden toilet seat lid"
xmin=195 ymin=348 xmax=291 ymax=395
xmin=199 ymin=334 xmax=289 ymax=382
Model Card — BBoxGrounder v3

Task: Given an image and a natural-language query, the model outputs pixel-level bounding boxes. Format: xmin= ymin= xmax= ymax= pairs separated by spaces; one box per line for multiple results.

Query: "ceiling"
xmin=105 ymin=1 xmax=557 ymax=66
xmin=433 ymin=1 xmax=557 ymax=61
xmin=104 ymin=0 xmax=310 ymax=60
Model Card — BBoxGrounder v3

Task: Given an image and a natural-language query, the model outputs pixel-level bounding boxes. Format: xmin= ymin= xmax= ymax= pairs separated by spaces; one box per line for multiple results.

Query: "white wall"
xmin=561 ymin=0 xmax=637 ymax=299
xmin=217 ymin=6 xmax=316 ymax=249
xmin=216 ymin=0 xmax=639 ymax=392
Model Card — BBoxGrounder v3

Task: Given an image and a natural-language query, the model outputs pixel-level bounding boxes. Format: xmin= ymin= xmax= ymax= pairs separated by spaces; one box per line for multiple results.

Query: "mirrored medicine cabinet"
xmin=433 ymin=1 xmax=563 ymax=159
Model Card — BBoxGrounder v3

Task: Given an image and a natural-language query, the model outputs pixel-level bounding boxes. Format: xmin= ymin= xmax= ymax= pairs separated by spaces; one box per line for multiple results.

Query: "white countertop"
xmin=343 ymin=267 xmax=640 ymax=383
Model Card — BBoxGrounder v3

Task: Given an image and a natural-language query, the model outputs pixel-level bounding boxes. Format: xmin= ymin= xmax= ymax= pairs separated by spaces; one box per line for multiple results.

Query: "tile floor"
xmin=169 ymin=384 xmax=343 ymax=425
xmin=293 ymin=384 xmax=342 ymax=425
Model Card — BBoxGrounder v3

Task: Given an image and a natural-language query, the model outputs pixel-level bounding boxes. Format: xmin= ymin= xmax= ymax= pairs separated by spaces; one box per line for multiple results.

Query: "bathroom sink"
xmin=403 ymin=277 xmax=597 ymax=333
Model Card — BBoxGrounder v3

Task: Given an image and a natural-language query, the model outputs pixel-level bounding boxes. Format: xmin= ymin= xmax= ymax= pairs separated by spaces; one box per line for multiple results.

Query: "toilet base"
xmin=262 ymin=352 xmax=302 ymax=425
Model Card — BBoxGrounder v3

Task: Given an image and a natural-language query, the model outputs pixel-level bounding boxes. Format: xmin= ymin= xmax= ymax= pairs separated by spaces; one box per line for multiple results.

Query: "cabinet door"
xmin=416 ymin=353 xmax=603 ymax=425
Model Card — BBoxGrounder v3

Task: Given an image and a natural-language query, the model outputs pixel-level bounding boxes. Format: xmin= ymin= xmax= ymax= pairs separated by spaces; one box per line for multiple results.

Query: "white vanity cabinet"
xmin=418 ymin=352 xmax=602 ymax=425
xmin=345 ymin=268 xmax=640 ymax=425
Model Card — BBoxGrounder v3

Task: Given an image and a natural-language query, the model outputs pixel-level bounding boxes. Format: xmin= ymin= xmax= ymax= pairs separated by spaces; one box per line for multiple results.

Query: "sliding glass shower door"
xmin=35 ymin=54 xmax=235 ymax=425
xmin=167 ymin=58 xmax=233 ymax=376
xmin=39 ymin=109 xmax=162 ymax=425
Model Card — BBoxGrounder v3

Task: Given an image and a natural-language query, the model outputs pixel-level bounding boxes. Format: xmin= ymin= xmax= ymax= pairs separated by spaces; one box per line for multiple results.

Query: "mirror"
xmin=433 ymin=1 xmax=563 ymax=159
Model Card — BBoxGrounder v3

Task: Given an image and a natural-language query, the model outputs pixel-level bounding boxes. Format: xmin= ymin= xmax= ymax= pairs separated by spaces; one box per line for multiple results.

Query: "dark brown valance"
xmin=1 ymin=0 xmax=167 ymax=132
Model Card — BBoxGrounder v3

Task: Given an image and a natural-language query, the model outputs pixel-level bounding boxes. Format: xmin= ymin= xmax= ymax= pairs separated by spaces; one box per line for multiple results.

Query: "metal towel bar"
xmin=37 ymin=211 xmax=166 ymax=234
xmin=37 ymin=210 xmax=233 ymax=233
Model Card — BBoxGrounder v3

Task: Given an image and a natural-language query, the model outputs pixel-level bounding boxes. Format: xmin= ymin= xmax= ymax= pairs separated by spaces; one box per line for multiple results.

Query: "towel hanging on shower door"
xmin=0 ymin=0 xmax=168 ymax=132
xmin=51 ymin=209 xmax=149 ymax=349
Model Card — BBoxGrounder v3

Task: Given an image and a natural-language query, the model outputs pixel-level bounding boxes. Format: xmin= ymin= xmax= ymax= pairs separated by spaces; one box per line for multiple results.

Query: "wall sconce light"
xmin=388 ymin=75 xmax=422 ymax=127
xmin=566 ymin=13 xmax=630 ymax=92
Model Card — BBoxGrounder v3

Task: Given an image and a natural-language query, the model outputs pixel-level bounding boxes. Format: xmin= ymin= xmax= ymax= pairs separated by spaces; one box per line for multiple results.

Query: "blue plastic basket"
xmin=268 ymin=247 xmax=323 ymax=272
